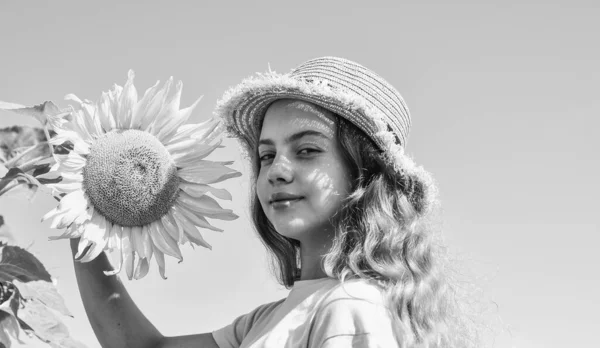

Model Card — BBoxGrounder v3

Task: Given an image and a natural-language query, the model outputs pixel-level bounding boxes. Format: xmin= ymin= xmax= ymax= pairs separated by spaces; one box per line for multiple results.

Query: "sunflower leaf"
xmin=0 ymin=310 xmax=21 ymax=347
xmin=0 ymin=101 xmax=70 ymax=130
xmin=0 ymin=282 xmax=22 ymax=347
xmin=0 ymin=126 xmax=51 ymax=167
xmin=17 ymin=298 xmax=85 ymax=348
xmin=13 ymin=280 xmax=72 ymax=317
xmin=0 ymin=167 xmax=42 ymax=200
xmin=0 ymin=242 xmax=84 ymax=347
xmin=0 ymin=244 xmax=52 ymax=283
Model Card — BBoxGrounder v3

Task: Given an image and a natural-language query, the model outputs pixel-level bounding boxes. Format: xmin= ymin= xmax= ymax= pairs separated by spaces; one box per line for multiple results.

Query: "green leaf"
xmin=17 ymin=299 xmax=66 ymax=344
xmin=0 ymin=286 xmax=23 ymax=347
xmin=0 ymin=168 xmax=46 ymax=203
xmin=0 ymin=101 xmax=70 ymax=130
xmin=16 ymin=298 xmax=86 ymax=348
xmin=0 ymin=245 xmax=52 ymax=283
xmin=0 ymin=311 xmax=20 ymax=348
xmin=12 ymin=280 xmax=72 ymax=317
xmin=0 ymin=226 xmax=83 ymax=347
xmin=0 ymin=217 xmax=15 ymax=247
xmin=0 ymin=126 xmax=50 ymax=166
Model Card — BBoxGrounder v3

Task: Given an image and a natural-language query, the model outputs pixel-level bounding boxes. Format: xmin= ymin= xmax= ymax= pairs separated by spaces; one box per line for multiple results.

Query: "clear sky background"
xmin=0 ymin=0 xmax=598 ymax=347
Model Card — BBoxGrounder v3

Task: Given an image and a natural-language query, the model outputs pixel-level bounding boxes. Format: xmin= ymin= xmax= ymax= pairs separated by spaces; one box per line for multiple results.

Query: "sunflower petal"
xmin=50 ymin=129 xmax=90 ymax=154
xmin=80 ymin=101 xmax=103 ymax=137
xmin=103 ymin=248 xmax=123 ymax=277
xmin=117 ymin=70 xmax=138 ymax=128
xmin=172 ymin=142 xmax=223 ymax=168
xmin=64 ymin=95 xmax=94 ymax=141
xmin=151 ymin=80 xmax=182 ymax=136
xmin=48 ymin=224 xmax=84 ymax=240
xmin=42 ymin=206 xmax=64 ymax=222
xmin=131 ymin=80 xmax=160 ymax=129
xmin=107 ymin=222 xmax=122 ymax=251
xmin=141 ymin=78 xmax=172 ymax=131
xmin=177 ymin=160 xmax=241 ymax=185
xmin=131 ymin=226 xmax=145 ymax=259
xmin=192 ymin=118 xmax=223 ymax=144
xmin=148 ymin=220 xmax=182 ymax=260
xmin=169 ymin=137 xmax=220 ymax=158
xmin=160 ymin=214 xmax=181 ymax=244
xmin=133 ymin=257 xmax=150 ymax=280
xmin=98 ymin=92 xmax=117 ymax=132
xmin=176 ymin=202 xmax=223 ymax=232
xmin=72 ymin=200 xmax=93 ymax=225
xmin=48 ymin=181 xmax=83 ymax=195
xmin=54 ymin=151 xmax=87 ymax=172
xmin=179 ymin=181 xmax=232 ymax=200
xmin=152 ymin=246 xmax=167 ymax=279
xmin=78 ymin=212 xmax=110 ymax=262
xmin=64 ymin=93 xmax=82 ymax=105
xmin=178 ymin=191 xmax=237 ymax=220
xmin=142 ymin=225 xmax=153 ymax=262
xmin=49 ymin=210 xmax=78 ymax=229
xmin=173 ymin=204 xmax=214 ymax=247
xmin=156 ymin=95 xmax=201 ymax=142
xmin=121 ymin=227 xmax=135 ymax=280
xmin=108 ymin=84 xmax=123 ymax=122
xmin=169 ymin=206 xmax=191 ymax=245
xmin=166 ymin=121 xmax=211 ymax=145
xmin=75 ymin=236 xmax=92 ymax=260
xmin=184 ymin=229 xmax=212 ymax=249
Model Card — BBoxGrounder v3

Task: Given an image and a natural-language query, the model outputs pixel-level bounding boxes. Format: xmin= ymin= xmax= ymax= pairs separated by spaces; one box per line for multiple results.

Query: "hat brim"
xmin=214 ymin=71 xmax=393 ymax=155
xmin=214 ymin=70 xmax=438 ymax=215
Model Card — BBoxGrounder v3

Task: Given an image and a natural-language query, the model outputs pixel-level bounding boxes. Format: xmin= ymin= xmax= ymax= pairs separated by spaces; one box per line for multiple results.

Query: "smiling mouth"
xmin=270 ymin=197 xmax=303 ymax=208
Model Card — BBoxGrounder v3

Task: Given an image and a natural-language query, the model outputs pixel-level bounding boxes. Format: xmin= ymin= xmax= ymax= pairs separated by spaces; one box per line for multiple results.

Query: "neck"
xmin=298 ymin=230 xmax=334 ymax=281
xmin=298 ymin=249 xmax=327 ymax=280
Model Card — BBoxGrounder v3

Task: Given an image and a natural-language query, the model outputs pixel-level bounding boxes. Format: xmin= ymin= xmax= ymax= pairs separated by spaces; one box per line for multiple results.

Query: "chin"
xmin=273 ymin=219 xmax=309 ymax=239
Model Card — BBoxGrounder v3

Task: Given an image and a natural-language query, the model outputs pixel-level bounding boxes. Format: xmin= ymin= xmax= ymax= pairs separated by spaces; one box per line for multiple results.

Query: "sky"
xmin=0 ymin=0 xmax=598 ymax=347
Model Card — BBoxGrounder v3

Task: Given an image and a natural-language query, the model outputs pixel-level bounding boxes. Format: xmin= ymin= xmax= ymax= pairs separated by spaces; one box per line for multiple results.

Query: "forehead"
xmin=260 ymin=99 xmax=336 ymax=139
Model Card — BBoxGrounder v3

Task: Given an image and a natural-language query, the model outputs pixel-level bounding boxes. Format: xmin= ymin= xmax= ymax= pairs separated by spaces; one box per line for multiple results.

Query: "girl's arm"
xmin=70 ymin=238 xmax=219 ymax=348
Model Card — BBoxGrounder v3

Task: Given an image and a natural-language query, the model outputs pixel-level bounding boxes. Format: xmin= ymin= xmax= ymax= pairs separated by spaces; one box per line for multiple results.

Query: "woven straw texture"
xmin=216 ymin=57 xmax=411 ymax=153
xmin=215 ymin=56 xmax=438 ymax=214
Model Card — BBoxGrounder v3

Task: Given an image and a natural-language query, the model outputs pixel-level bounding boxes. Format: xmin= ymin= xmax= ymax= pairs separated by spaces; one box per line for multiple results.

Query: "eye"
xmin=259 ymin=153 xmax=274 ymax=164
xmin=297 ymin=148 xmax=320 ymax=156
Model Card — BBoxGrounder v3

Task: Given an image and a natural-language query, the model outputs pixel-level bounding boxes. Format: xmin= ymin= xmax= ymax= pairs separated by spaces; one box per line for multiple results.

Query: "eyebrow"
xmin=258 ymin=130 xmax=330 ymax=146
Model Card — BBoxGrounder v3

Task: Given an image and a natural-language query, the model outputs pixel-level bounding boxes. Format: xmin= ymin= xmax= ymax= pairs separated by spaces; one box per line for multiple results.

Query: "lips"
xmin=269 ymin=192 xmax=303 ymax=204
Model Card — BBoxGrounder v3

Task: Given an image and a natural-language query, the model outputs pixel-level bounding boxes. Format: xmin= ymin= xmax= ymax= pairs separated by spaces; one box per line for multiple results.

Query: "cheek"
xmin=306 ymin=165 xmax=350 ymax=208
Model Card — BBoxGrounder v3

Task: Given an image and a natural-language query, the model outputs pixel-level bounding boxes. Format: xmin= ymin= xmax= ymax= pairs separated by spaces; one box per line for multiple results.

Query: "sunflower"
xmin=39 ymin=71 xmax=240 ymax=280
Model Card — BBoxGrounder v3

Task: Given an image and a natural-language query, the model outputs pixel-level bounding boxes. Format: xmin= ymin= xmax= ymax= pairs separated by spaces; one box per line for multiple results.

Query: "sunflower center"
xmin=82 ymin=129 xmax=179 ymax=227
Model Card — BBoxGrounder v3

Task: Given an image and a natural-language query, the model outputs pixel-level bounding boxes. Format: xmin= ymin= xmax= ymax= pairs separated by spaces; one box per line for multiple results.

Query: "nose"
xmin=267 ymin=154 xmax=294 ymax=185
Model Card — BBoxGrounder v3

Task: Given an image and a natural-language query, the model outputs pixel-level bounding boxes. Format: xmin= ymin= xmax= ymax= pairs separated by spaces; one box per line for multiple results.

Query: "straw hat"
xmin=215 ymin=56 xmax=436 ymax=214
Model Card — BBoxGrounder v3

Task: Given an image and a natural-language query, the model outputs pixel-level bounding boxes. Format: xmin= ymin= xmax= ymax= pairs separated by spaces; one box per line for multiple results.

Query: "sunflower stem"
xmin=0 ymin=180 xmax=24 ymax=197
xmin=43 ymin=123 xmax=54 ymax=155
xmin=4 ymin=141 xmax=49 ymax=168
xmin=17 ymin=155 xmax=52 ymax=173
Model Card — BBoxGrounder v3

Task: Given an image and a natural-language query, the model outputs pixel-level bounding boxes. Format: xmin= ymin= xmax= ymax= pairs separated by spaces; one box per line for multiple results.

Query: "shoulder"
xmin=308 ymin=279 xmax=398 ymax=347
xmin=317 ymin=279 xmax=389 ymax=324
xmin=323 ymin=278 xmax=386 ymax=304
xmin=226 ymin=297 xmax=286 ymax=329
xmin=212 ymin=298 xmax=285 ymax=348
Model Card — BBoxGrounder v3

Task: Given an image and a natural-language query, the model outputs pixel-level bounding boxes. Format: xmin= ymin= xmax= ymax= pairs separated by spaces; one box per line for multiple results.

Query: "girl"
xmin=72 ymin=57 xmax=477 ymax=347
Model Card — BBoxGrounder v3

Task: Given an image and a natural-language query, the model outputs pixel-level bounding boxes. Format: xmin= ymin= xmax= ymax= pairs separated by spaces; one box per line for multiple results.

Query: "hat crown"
xmin=289 ymin=57 xmax=411 ymax=147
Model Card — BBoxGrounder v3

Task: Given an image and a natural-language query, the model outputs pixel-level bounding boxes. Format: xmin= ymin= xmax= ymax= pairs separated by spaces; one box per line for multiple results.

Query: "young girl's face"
xmin=256 ymin=100 xmax=351 ymax=244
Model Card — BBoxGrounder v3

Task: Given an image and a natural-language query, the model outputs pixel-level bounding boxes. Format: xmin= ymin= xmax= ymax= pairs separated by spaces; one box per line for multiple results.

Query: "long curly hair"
xmin=249 ymin=113 xmax=480 ymax=347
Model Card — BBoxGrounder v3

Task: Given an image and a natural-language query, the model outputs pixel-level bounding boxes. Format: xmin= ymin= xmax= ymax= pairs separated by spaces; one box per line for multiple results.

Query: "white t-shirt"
xmin=212 ymin=277 xmax=398 ymax=348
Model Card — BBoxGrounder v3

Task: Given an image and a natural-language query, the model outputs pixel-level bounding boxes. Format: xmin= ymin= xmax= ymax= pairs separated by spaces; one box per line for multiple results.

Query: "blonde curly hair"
xmin=248 ymin=113 xmax=481 ymax=347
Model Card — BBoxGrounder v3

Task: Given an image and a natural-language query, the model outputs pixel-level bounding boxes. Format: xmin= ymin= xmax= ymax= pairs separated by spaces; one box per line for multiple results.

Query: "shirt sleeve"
xmin=211 ymin=299 xmax=283 ymax=348
xmin=308 ymin=296 xmax=399 ymax=348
